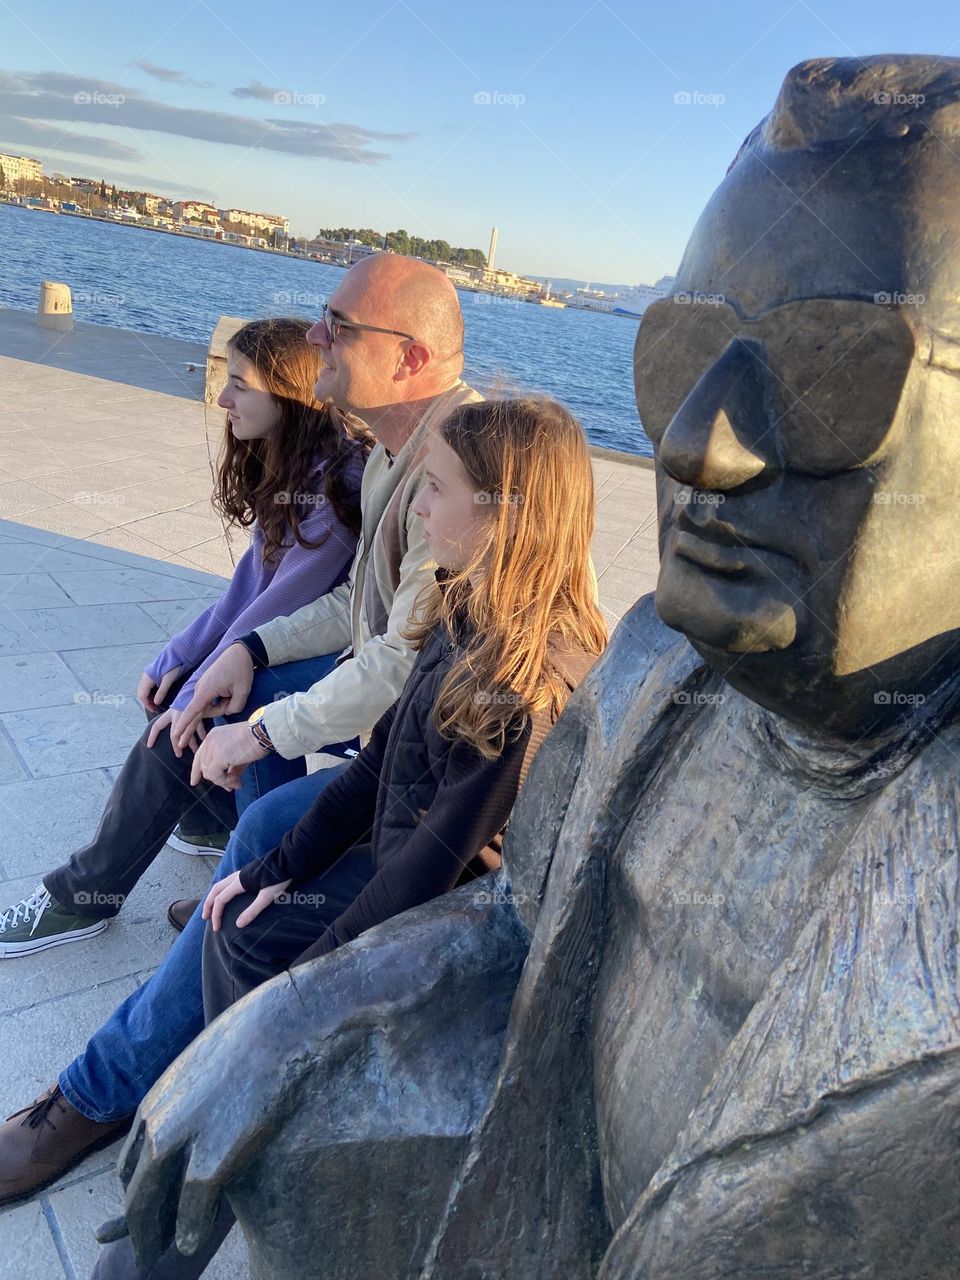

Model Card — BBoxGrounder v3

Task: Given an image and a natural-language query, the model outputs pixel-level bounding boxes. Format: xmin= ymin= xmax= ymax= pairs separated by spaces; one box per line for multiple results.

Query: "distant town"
xmin=0 ymin=151 xmax=674 ymax=317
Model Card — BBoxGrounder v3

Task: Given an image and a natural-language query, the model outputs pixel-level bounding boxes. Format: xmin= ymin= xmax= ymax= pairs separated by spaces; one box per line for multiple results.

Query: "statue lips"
xmin=673 ymin=529 xmax=751 ymax=574
xmin=670 ymin=506 xmax=779 ymax=576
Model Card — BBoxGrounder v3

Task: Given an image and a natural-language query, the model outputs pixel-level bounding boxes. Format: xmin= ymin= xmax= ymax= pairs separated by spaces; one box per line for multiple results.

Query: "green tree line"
xmin=315 ymin=227 xmax=486 ymax=267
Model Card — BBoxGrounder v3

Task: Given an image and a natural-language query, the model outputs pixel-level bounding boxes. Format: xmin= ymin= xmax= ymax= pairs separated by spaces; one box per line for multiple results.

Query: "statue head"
xmin=637 ymin=55 xmax=960 ymax=737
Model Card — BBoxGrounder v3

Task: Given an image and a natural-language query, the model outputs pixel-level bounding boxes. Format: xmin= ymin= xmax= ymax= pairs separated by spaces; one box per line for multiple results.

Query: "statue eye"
xmin=634 ymin=298 xmax=915 ymax=475
xmin=634 ymin=300 xmax=735 ymax=444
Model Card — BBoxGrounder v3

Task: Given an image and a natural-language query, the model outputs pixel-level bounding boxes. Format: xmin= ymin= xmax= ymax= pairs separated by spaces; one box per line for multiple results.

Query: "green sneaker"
xmin=166 ymin=825 xmax=230 ymax=857
xmin=0 ymin=884 xmax=108 ymax=958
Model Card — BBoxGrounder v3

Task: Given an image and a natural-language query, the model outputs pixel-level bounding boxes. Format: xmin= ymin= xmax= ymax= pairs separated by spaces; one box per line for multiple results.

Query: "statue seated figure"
xmin=113 ymin=53 xmax=960 ymax=1279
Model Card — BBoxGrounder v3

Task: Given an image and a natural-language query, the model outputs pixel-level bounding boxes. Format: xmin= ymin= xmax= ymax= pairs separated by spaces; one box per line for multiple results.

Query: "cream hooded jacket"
xmin=256 ymin=380 xmax=484 ymax=759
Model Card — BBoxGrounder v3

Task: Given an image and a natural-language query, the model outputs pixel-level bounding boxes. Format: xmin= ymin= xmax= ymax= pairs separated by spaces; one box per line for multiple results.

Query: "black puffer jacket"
xmin=239 ymin=606 xmax=597 ymax=959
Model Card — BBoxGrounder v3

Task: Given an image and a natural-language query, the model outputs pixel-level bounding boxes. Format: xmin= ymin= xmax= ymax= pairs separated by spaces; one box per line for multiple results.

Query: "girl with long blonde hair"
xmin=76 ymin=395 xmax=606 ymax=1276
xmin=203 ymin=394 xmax=606 ymax=986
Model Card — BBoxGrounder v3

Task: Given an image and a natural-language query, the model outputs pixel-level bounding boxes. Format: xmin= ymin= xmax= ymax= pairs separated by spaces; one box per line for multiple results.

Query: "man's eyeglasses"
xmin=320 ymin=303 xmax=418 ymax=345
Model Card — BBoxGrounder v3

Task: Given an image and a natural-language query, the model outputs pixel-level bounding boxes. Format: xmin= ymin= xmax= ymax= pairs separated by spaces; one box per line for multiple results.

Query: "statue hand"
xmin=115 ymin=882 xmax=528 ymax=1271
xmin=115 ymin=974 xmax=297 ymax=1266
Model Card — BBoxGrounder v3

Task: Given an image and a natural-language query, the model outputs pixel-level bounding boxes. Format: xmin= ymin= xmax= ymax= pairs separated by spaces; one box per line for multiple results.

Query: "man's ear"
xmin=396 ymin=341 xmax=431 ymax=380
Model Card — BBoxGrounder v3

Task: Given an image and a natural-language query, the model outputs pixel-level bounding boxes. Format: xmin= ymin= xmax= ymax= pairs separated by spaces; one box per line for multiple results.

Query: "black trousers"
xmin=200 ymin=846 xmax=375 ymax=1024
xmin=42 ymin=655 xmax=355 ymax=921
xmin=44 ymin=708 xmax=238 ymax=919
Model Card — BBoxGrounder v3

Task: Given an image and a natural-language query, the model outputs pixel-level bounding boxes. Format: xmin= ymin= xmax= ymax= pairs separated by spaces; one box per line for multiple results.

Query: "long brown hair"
xmin=213 ymin=317 xmax=373 ymax=563
xmin=407 ymin=397 xmax=607 ymax=758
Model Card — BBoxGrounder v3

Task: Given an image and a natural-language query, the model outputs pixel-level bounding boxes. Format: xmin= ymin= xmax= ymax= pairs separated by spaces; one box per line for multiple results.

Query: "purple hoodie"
xmin=144 ymin=452 xmax=364 ymax=711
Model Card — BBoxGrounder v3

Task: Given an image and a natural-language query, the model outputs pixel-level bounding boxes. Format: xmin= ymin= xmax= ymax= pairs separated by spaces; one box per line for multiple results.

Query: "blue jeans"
xmin=220 ymin=653 xmax=359 ymax=815
xmin=59 ymin=764 xmax=349 ymax=1123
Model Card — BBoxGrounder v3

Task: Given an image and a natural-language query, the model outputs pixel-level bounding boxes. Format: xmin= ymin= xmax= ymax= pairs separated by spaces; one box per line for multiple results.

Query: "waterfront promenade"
xmin=0 ymin=307 xmax=658 ymax=1277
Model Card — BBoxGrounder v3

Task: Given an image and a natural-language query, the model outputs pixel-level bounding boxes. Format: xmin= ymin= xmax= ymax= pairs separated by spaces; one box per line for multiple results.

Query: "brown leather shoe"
xmin=167 ymin=898 xmax=200 ymax=933
xmin=0 ymin=1084 xmax=131 ymax=1205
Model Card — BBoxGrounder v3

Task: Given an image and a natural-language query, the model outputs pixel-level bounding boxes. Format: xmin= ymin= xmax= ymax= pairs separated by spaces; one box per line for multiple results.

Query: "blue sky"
xmin=2 ymin=0 xmax=959 ymax=282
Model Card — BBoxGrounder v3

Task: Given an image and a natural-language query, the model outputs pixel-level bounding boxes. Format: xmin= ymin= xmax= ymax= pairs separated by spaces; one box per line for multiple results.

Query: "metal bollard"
xmin=37 ymin=280 xmax=73 ymax=331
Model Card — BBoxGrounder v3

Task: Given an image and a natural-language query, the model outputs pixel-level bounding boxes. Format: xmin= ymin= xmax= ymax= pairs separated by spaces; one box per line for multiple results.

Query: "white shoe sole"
xmin=0 ymin=919 xmax=108 ymax=958
xmin=166 ymin=831 xmax=227 ymax=857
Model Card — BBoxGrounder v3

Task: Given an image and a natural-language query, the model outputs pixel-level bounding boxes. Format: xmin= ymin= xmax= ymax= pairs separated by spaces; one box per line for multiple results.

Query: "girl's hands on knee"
xmin=146 ymin=707 xmax=175 ymax=750
xmin=203 ymin=870 xmax=292 ymax=931
xmin=138 ymin=665 xmax=182 ymax=714
xmin=145 ymin=707 xmax=206 ymax=755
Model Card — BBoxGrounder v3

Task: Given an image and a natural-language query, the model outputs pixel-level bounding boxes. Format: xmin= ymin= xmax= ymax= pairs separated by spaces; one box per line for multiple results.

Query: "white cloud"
xmin=0 ymin=69 xmax=413 ymax=164
xmin=133 ymin=60 xmax=213 ymax=90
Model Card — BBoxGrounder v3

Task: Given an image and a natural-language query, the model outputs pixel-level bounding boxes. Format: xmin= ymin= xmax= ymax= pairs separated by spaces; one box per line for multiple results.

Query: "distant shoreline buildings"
xmin=0 ymin=150 xmax=674 ymax=316
xmin=0 ymin=152 xmax=292 ymax=249
xmin=0 ymin=153 xmax=43 ymax=186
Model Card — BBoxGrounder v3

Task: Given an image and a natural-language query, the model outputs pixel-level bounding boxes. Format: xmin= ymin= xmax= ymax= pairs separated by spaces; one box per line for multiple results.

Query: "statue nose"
xmin=657 ymin=338 xmax=777 ymax=491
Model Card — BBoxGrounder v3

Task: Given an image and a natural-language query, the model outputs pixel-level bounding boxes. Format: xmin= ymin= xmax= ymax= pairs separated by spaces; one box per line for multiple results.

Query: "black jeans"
xmin=44 ymin=704 xmax=238 ymax=919
xmin=43 ymin=658 xmax=339 ymax=921
xmin=200 ymin=845 xmax=376 ymax=1024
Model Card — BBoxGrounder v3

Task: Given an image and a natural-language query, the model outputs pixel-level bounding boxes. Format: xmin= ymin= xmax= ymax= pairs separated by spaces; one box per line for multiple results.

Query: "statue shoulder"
xmin=503 ymin=592 xmax=701 ymax=932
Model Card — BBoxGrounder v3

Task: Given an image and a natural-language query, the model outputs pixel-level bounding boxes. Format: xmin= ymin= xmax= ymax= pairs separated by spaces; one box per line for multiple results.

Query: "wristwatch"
xmin=247 ymin=705 xmax=277 ymax=753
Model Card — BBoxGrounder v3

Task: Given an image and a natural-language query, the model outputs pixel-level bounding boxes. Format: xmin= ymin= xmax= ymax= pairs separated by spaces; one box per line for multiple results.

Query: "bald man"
xmin=0 ymin=257 xmax=483 ymax=1207
xmin=179 ymin=253 xmax=478 ymax=789
xmin=28 ymin=252 xmax=479 ymax=947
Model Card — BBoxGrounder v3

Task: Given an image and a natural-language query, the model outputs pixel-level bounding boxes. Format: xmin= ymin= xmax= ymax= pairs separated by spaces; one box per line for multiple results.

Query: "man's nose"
xmin=307 ymin=320 xmax=330 ymax=348
xmin=657 ymin=338 xmax=778 ymax=491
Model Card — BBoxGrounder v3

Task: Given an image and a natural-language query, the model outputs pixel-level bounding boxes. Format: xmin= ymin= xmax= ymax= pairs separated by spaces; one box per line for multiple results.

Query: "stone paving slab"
xmin=0 ymin=309 xmax=206 ymax=401
xmin=0 ymin=541 xmax=157 ymax=575
xmin=2 ymin=601 xmax=168 ymax=654
xmin=0 ymin=308 xmax=234 ymax=581
xmin=0 ymin=771 xmax=117 ymax=882
xmin=0 ymin=1200 xmax=66 ymax=1278
xmin=137 ymin=595 xmax=221 ymax=635
xmin=45 ymin=567 xmax=220 ymax=608
xmin=0 ymin=307 xmax=662 ymax=1278
xmin=0 ymin=574 xmax=74 ymax=610
xmin=59 ymin=642 xmax=171 ymax=701
xmin=0 ymin=977 xmax=140 ymax=1128
xmin=0 ymin=733 xmax=26 ymax=786
xmin=2 ymin=696 xmax=156 ymax=777
xmin=0 ymin=652 xmax=83 ymax=711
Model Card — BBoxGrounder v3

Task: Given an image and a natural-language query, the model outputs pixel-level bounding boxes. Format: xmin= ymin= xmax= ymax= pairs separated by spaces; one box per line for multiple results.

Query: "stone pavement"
xmin=0 ymin=518 xmax=249 ymax=1278
xmin=0 ymin=308 xmax=241 ymax=578
xmin=0 ymin=307 xmax=658 ymax=1277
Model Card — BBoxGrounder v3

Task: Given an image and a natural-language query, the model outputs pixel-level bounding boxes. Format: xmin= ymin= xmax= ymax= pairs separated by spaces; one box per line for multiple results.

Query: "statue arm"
xmin=600 ymin=1049 xmax=960 ymax=1279
xmin=116 ymin=881 xmax=528 ymax=1270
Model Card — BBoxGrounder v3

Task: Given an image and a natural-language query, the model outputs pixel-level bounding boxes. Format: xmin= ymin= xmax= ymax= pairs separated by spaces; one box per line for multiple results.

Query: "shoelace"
xmin=24 ymin=1088 xmax=66 ymax=1133
xmin=0 ymin=884 xmax=51 ymax=936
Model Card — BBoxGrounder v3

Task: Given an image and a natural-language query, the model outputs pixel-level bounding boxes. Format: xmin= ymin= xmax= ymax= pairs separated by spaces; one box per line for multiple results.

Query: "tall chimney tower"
xmin=488 ymin=226 xmax=499 ymax=272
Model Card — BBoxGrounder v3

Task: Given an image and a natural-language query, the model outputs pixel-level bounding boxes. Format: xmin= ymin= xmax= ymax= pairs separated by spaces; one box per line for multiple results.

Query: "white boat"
xmin=564 ymin=276 xmax=676 ymax=318
xmin=563 ymin=284 xmax=618 ymax=313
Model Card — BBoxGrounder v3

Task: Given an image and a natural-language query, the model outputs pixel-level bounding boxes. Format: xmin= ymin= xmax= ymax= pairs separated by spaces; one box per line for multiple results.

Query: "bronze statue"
xmin=110 ymin=54 xmax=960 ymax=1278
